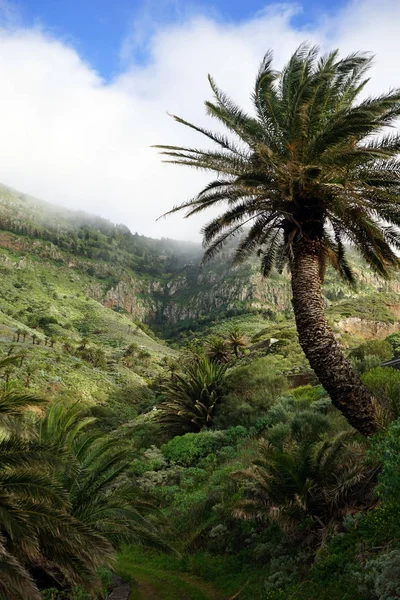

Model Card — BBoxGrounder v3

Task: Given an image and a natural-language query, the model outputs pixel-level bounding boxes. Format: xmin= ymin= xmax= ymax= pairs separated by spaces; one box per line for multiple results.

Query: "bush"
xmin=386 ymin=333 xmax=400 ymax=358
xmin=369 ymin=419 xmax=400 ymax=500
xmin=350 ymin=340 xmax=393 ymax=362
xmin=362 ymin=367 xmax=400 ymax=418
xmin=161 ymin=430 xmax=227 ymax=466
xmin=349 ymin=340 xmax=393 ymax=373
xmin=289 ymin=385 xmax=326 ymax=403
xmin=357 ymin=550 xmax=400 ymax=599
xmin=214 ymin=357 xmax=288 ymax=428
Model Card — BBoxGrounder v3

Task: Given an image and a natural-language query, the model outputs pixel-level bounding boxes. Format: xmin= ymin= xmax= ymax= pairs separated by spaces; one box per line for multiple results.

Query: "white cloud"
xmin=0 ymin=1 xmax=398 ymax=239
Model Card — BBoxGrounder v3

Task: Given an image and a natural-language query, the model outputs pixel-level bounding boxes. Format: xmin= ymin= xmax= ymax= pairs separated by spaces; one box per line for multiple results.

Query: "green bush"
xmin=369 ymin=419 xmax=400 ymax=500
xmin=214 ymin=356 xmax=288 ymax=428
xmin=349 ymin=340 xmax=393 ymax=373
xmin=362 ymin=367 xmax=400 ymax=418
xmin=289 ymin=384 xmax=326 ymax=403
xmin=350 ymin=340 xmax=393 ymax=362
xmin=386 ymin=333 xmax=400 ymax=358
xmin=161 ymin=430 xmax=227 ymax=466
xmin=357 ymin=550 xmax=400 ymax=599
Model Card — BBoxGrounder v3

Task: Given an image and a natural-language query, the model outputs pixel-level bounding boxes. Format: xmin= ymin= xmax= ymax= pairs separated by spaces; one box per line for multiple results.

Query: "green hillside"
xmin=0 ymin=182 xmax=399 ymax=421
xmin=2 ymin=184 xmax=400 ymax=599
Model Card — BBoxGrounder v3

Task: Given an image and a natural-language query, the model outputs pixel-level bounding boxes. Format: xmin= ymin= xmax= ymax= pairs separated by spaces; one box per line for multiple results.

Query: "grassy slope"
xmin=0 ymin=241 xmax=176 ymax=421
xmin=0 ymin=181 xmax=399 ymax=424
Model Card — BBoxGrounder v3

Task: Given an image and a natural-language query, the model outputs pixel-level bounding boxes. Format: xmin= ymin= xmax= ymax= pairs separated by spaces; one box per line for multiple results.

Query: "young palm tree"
xmin=38 ymin=401 xmax=168 ymax=552
xmin=206 ymin=336 xmax=231 ymax=364
xmin=233 ymin=425 xmax=375 ymax=538
xmin=156 ymin=45 xmax=400 ymax=435
xmin=156 ymin=358 xmax=227 ymax=434
xmin=0 ymin=376 xmax=112 ymax=599
xmin=227 ymin=327 xmax=248 ymax=358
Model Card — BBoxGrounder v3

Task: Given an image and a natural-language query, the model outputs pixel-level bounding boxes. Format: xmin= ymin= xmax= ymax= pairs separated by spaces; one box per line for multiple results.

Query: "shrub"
xmin=161 ymin=430 xmax=227 ymax=466
xmin=357 ymin=550 xmax=400 ymax=600
xmin=386 ymin=333 xmax=400 ymax=358
xmin=214 ymin=357 xmax=288 ymax=429
xmin=349 ymin=340 xmax=393 ymax=374
xmin=350 ymin=340 xmax=393 ymax=362
xmin=369 ymin=419 xmax=400 ymax=500
xmin=289 ymin=385 xmax=326 ymax=403
xmin=362 ymin=367 xmax=400 ymax=419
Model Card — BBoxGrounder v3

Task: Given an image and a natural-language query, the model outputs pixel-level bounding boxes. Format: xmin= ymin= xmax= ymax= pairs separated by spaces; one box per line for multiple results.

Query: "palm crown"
xmin=157 ymin=44 xmax=400 ymax=281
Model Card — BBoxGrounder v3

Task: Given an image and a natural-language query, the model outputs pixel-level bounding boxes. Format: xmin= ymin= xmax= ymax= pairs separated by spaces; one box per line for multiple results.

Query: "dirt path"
xmin=118 ymin=561 xmax=228 ymax=600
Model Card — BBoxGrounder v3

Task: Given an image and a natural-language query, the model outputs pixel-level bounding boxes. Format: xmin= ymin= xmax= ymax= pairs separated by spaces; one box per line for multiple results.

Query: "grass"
xmin=117 ymin=548 xmax=227 ymax=600
xmin=116 ymin=547 xmax=267 ymax=600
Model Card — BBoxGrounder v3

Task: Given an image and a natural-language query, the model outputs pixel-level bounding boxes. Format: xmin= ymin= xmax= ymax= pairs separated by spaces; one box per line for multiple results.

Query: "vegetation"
xmin=2 ymin=43 xmax=400 ymax=599
xmin=156 ymin=358 xmax=227 ymax=434
xmin=157 ymin=45 xmax=400 ymax=436
xmin=0 ymin=365 xmax=166 ymax=599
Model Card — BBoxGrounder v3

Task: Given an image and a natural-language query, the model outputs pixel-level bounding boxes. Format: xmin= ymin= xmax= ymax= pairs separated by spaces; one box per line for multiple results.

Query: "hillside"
xmin=0 ymin=181 xmax=398 ymax=427
xmin=2 ymin=183 xmax=400 ymax=599
xmin=1 ymin=183 xmax=400 ymax=338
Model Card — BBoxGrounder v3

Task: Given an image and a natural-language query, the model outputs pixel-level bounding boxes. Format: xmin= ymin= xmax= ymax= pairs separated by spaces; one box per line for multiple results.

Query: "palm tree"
xmin=206 ymin=336 xmax=231 ymax=364
xmin=156 ymin=358 xmax=227 ymax=434
xmin=233 ymin=419 xmax=375 ymax=539
xmin=227 ymin=327 xmax=248 ymax=358
xmin=156 ymin=45 xmax=400 ymax=435
xmin=0 ymin=364 xmax=112 ymax=599
xmin=38 ymin=401 xmax=168 ymax=552
xmin=15 ymin=328 xmax=25 ymax=343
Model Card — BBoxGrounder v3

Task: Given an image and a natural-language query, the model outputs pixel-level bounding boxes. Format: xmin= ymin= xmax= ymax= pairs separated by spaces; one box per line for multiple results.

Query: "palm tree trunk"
xmin=290 ymin=239 xmax=377 ymax=436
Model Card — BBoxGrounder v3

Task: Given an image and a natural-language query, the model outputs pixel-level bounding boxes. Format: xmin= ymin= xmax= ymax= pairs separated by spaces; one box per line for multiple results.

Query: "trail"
xmin=117 ymin=560 xmax=228 ymax=600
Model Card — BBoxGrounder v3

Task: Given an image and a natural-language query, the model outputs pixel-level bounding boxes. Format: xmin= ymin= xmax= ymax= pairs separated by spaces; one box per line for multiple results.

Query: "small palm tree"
xmin=0 ymin=364 xmax=111 ymax=599
xmin=15 ymin=328 xmax=25 ymax=343
xmin=156 ymin=358 xmax=227 ymax=434
xmin=18 ymin=348 xmax=28 ymax=367
xmin=233 ymin=427 xmax=374 ymax=539
xmin=227 ymin=327 xmax=248 ymax=358
xmin=206 ymin=336 xmax=231 ymax=363
xmin=156 ymin=45 xmax=400 ymax=435
xmin=38 ymin=401 xmax=168 ymax=551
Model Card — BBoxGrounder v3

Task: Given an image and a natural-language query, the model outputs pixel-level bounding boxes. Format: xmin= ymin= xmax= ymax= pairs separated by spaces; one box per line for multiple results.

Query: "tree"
xmin=232 ymin=404 xmax=375 ymax=539
xmin=156 ymin=358 xmax=227 ymax=434
xmin=0 ymin=358 xmax=112 ymax=599
xmin=37 ymin=401 xmax=167 ymax=552
xmin=15 ymin=328 xmax=25 ymax=343
xmin=227 ymin=327 xmax=248 ymax=358
xmin=19 ymin=348 xmax=28 ymax=367
xmin=206 ymin=336 xmax=231 ymax=364
xmin=156 ymin=45 xmax=400 ymax=435
xmin=233 ymin=433 xmax=374 ymax=539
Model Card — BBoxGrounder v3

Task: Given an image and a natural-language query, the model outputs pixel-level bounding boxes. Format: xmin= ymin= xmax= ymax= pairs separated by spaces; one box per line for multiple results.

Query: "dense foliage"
xmin=0 ymin=364 xmax=166 ymax=599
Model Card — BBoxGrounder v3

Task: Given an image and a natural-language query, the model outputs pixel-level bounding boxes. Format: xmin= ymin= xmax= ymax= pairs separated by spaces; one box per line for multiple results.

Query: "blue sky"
xmin=17 ymin=0 xmax=347 ymax=79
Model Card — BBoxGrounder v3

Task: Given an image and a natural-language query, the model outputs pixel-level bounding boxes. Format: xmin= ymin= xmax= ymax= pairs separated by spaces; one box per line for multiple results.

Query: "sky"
xmin=0 ymin=0 xmax=398 ymax=239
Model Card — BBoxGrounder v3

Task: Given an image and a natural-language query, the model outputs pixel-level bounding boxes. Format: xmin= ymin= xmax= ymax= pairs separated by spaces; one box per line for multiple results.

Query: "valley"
xmin=1 ymin=183 xmax=400 ymax=599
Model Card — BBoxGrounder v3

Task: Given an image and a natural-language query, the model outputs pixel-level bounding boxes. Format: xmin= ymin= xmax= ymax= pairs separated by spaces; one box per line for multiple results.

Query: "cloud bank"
xmin=0 ymin=0 xmax=399 ymax=239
